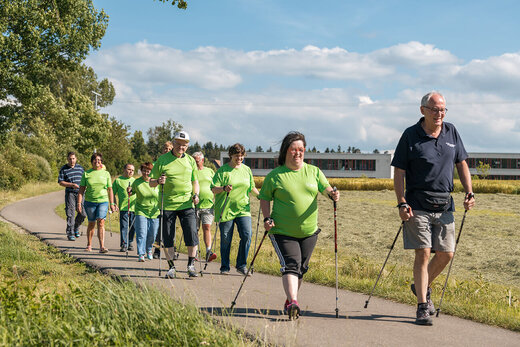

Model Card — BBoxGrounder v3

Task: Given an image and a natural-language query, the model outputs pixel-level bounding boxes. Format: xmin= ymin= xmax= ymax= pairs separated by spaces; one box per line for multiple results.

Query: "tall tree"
xmin=130 ymin=130 xmax=149 ymax=163
xmin=146 ymin=119 xmax=183 ymax=158
xmin=0 ymin=0 xmax=109 ymax=138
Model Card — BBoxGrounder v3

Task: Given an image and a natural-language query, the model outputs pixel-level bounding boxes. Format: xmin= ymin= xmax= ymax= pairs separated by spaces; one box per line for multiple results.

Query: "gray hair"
xmin=192 ymin=151 xmax=204 ymax=159
xmin=421 ymin=91 xmax=445 ymax=107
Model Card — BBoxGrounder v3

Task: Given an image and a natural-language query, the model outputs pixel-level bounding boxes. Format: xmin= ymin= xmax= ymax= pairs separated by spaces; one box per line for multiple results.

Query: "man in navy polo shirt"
xmin=58 ymin=151 xmax=86 ymax=241
xmin=391 ymin=91 xmax=475 ymax=326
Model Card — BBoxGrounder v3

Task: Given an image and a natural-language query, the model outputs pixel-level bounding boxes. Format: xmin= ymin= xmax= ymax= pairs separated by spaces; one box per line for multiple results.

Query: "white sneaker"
xmin=187 ymin=265 xmax=199 ymax=277
xmin=165 ymin=267 xmax=176 ymax=279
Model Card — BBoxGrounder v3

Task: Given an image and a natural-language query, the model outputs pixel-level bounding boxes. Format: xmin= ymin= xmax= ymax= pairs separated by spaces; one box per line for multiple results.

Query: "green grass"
xmin=1 ymin=183 xmax=256 ymax=346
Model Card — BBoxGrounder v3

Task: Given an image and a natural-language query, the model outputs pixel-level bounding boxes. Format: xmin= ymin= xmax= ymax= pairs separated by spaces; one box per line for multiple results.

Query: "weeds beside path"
xmin=0 ymin=183 xmax=254 ymax=346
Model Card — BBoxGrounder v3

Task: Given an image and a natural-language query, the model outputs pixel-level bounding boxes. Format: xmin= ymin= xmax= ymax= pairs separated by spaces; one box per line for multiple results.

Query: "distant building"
xmin=221 ymin=151 xmax=520 ymax=180
xmin=220 ymin=152 xmax=393 ymax=178
xmin=467 ymin=153 xmax=520 ymax=180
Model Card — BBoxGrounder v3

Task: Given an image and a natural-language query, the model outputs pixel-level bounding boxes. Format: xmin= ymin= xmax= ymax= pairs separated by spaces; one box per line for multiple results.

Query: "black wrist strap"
xmin=465 ymin=192 xmax=475 ymax=200
xmin=397 ymin=202 xmax=409 ymax=209
xmin=263 ymin=217 xmax=273 ymax=223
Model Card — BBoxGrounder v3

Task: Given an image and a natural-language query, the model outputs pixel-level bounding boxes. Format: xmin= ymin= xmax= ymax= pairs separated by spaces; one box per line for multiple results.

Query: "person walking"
xmin=150 ymin=131 xmax=200 ymax=278
xmin=192 ymin=152 xmax=217 ymax=262
xmin=258 ymin=131 xmax=339 ymax=320
xmin=211 ymin=143 xmax=260 ymax=276
xmin=77 ymin=152 xmax=117 ymax=253
xmin=153 ymin=141 xmax=174 ymax=259
xmin=58 ymin=151 xmax=86 ymax=241
xmin=391 ymin=91 xmax=475 ymax=326
xmin=112 ymin=164 xmax=136 ymax=252
xmin=129 ymin=162 xmax=159 ymax=262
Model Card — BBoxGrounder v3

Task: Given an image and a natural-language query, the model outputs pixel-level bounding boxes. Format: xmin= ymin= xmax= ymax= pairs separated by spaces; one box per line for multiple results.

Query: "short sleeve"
xmin=317 ymin=168 xmax=330 ymax=193
xmin=80 ymin=172 xmax=86 ymax=187
xmin=391 ymin=132 xmax=409 ymax=170
xmin=258 ymin=173 xmax=274 ymax=201
xmin=453 ymin=127 xmax=468 ymax=163
xmin=106 ymin=172 xmax=112 ymax=188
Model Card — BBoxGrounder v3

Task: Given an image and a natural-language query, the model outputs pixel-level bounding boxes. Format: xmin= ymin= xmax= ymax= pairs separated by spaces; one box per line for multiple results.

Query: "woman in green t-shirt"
xmin=211 ymin=143 xmax=259 ymax=276
xmin=129 ymin=162 xmax=160 ymax=262
xmin=259 ymin=132 xmax=340 ymax=320
xmin=77 ymin=153 xmax=117 ymax=253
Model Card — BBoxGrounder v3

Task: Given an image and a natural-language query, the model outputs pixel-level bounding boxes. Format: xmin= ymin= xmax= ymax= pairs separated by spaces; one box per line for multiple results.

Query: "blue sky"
xmin=88 ymin=0 xmax=520 ymax=152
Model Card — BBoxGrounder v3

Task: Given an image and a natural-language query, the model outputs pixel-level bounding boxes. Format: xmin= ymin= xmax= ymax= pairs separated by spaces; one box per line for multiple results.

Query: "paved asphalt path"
xmin=2 ymin=191 xmax=519 ymax=346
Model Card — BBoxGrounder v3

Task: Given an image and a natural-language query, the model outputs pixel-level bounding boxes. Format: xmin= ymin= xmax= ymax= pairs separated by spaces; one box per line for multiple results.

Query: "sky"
xmin=87 ymin=0 xmax=520 ymax=153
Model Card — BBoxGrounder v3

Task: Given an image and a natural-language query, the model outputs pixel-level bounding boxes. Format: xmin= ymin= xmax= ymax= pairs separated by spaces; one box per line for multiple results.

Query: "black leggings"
xmin=269 ymin=230 xmax=319 ymax=279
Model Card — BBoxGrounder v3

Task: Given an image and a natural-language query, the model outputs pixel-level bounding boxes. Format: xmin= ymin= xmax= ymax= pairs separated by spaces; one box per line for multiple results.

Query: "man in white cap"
xmin=150 ymin=130 xmax=200 ymax=278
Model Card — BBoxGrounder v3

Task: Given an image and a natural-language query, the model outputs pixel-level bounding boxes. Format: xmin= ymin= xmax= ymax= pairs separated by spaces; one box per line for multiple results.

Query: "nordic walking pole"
xmin=436 ymin=194 xmax=473 ymax=317
xmin=204 ymin=190 xmax=230 ymax=271
xmin=158 ymin=174 xmax=165 ymax=277
xmin=230 ymin=229 xmax=269 ymax=310
xmin=332 ymin=187 xmax=339 ymax=318
xmin=364 ymin=213 xmax=408 ymax=309
xmin=250 ymin=204 xmax=261 ymax=274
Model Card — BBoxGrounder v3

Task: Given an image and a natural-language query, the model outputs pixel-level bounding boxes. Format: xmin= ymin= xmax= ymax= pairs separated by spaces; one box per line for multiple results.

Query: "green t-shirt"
xmin=211 ymin=163 xmax=255 ymax=222
xmin=258 ymin=163 xmax=330 ymax=238
xmin=150 ymin=152 xmax=198 ymax=211
xmin=197 ymin=167 xmax=215 ymax=209
xmin=131 ymin=177 xmax=159 ymax=219
xmin=80 ymin=169 xmax=113 ymax=203
xmin=112 ymin=176 xmax=136 ymax=211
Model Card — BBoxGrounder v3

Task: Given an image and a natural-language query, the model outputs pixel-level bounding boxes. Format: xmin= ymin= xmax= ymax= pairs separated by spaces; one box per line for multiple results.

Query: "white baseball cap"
xmin=174 ymin=131 xmax=190 ymax=142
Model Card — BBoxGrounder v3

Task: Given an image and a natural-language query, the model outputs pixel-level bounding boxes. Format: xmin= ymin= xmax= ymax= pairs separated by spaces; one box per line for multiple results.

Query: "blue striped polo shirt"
xmin=58 ymin=163 xmax=85 ymax=193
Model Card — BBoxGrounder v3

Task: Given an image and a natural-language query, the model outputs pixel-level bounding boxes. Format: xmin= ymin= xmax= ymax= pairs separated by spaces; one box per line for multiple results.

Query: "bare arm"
xmin=108 ymin=187 xmax=117 ymax=212
xmin=260 ymin=199 xmax=274 ymax=231
xmin=192 ymin=180 xmax=200 ymax=205
xmin=394 ymin=167 xmax=413 ymax=220
xmin=59 ymin=180 xmax=79 ymax=189
xmin=77 ymin=186 xmax=86 ymax=213
xmin=456 ymin=160 xmax=475 ymax=210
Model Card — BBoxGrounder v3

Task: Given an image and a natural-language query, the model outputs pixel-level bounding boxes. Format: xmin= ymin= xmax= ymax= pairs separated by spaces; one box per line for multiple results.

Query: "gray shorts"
xmin=196 ymin=208 xmax=214 ymax=228
xmin=403 ymin=210 xmax=456 ymax=252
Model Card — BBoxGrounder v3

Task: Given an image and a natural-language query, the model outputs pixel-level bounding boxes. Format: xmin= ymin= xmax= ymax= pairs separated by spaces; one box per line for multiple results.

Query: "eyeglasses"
xmin=423 ymin=106 xmax=448 ymax=114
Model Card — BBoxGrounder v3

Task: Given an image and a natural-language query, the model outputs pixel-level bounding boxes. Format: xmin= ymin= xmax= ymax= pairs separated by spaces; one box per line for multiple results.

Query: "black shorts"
xmin=162 ymin=208 xmax=198 ymax=248
xmin=269 ymin=230 xmax=320 ymax=279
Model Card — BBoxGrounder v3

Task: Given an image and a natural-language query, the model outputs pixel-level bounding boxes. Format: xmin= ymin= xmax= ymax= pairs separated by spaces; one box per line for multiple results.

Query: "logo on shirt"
xmin=445 ymin=142 xmax=455 ymax=148
xmin=306 ymin=183 xmax=317 ymax=189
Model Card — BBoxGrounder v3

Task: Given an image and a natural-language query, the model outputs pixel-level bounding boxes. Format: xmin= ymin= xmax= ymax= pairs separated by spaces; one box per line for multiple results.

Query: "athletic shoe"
xmin=283 ymin=299 xmax=290 ymax=314
xmin=287 ymin=300 xmax=300 ymax=321
xmin=205 ymin=251 xmax=217 ymax=262
xmin=220 ymin=270 xmax=230 ymax=275
xmin=165 ymin=267 xmax=176 ymax=279
xmin=127 ymin=243 xmax=134 ymax=251
xmin=120 ymin=245 xmax=127 ymax=252
xmin=411 ymin=284 xmax=436 ymax=315
xmin=147 ymin=251 xmax=153 ymax=260
xmin=74 ymin=230 xmax=81 ymax=238
xmin=67 ymin=235 xmax=76 ymax=241
xmin=415 ymin=303 xmax=433 ymax=326
xmin=187 ymin=265 xmax=199 ymax=277
xmin=138 ymin=255 xmax=145 ymax=262
xmin=153 ymin=247 xmax=160 ymax=259
xmin=236 ymin=267 xmax=251 ymax=277
xmin=99 ymin=248 xmax=109 ymax=254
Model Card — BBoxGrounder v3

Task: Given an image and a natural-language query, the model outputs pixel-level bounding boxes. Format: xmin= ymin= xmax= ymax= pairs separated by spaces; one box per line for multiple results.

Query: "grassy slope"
xmin=0 ymin=183 xmax=254 ymax=346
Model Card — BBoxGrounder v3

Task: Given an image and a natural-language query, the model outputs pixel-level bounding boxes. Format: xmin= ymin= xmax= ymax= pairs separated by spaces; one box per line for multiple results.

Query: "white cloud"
xmin=88 ymin=41 xmax=520 ymax=153
xmin=372 ymin=41 xmax=459 ymax=67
